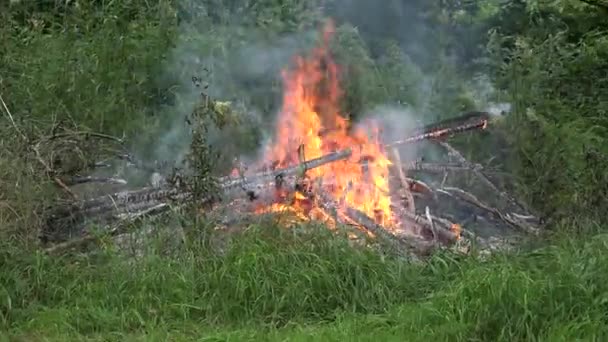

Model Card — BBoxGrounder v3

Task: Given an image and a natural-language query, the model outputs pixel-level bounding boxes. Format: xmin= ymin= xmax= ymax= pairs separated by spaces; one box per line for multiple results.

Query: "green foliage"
xmin=1 ymin=0 xmax=177 ymax=136
xmin=486 ymin=2 xmax=608 ymax=222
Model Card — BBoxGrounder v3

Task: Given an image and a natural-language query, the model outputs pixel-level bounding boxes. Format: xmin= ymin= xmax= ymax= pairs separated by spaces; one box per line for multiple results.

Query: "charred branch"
xmin=386 ymin=112 xmax=489 ymax=147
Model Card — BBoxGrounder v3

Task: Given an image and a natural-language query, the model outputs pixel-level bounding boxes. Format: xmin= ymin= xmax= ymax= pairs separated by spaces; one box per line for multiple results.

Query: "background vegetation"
xmin=1 ymin=0 xmax=607 ymax=340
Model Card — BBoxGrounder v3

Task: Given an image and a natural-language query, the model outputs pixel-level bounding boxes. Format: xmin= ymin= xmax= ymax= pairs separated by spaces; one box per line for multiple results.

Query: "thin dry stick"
xmin=44 ymin=131 xmax=125 ymax=144
xmin=391 ymin=147 xmax=415 ymax=213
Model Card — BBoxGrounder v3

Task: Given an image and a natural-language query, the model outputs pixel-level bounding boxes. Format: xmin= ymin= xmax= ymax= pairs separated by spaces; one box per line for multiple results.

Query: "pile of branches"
xmin=40 ymin=110 xmax=542 ymax=257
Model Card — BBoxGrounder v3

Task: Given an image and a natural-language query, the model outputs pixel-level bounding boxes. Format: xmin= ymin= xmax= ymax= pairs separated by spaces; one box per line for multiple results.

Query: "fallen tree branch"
xmin=438 ymin=186 xmax=539 ymax=235
xmin=44 ymin=203 xmax=169 ymax=254
xmin=64 ymin=176 xmax=128 ymax=186
xmin=399 ymin=161 xmax=482 ymax=173
xmin=386 ymin=112 xmax=489 ymax=147
xmin=437 ymin=141 xmax=536 ymax=217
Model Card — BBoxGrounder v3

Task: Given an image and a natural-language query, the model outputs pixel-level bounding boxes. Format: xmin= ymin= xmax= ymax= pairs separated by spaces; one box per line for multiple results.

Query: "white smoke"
xmin=144 ymin=12 xmax=328 ymax=171
xmin=358 ymin=105 xmax=423 ymax=162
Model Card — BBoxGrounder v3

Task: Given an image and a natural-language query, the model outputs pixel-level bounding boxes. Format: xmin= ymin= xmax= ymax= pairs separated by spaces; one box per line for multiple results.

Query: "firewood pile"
xmin=41 ymin=112 xmax=542 ymax=257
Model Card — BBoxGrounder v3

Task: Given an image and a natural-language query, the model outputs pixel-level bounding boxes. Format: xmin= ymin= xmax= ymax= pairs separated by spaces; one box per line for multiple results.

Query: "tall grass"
xmin=2 ymin=222 xmax=608 ymax=340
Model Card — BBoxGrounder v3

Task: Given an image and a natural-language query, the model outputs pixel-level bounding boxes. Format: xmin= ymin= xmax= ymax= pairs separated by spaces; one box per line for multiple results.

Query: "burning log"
xmin=386 ymin=112 xmax=490 ymax=147
xmin=224 ymin=148 xmax=352 ymax=195
xmin=42 ymin=148 xmax=353 ymax=243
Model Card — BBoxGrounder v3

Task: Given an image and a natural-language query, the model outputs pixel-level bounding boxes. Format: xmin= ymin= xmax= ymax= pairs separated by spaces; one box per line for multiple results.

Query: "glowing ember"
xmin=256 ymin=20 xmax=398 ymax=229
xmin=451 ymin=223 xmax=462 ymax=240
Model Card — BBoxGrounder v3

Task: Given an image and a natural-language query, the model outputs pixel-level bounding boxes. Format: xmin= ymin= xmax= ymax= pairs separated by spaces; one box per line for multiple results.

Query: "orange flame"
xmin=258 ymin=20 xmax=397 ymax=228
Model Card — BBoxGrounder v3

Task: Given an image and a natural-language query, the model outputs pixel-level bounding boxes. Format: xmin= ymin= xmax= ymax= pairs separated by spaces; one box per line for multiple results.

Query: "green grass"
xmin=2 ymin=223 xmax=608 ymax=341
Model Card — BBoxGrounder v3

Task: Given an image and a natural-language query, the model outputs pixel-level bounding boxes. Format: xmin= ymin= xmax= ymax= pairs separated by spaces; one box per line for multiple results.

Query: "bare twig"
xmin=0 ymin=93 xmax=27 ymax=141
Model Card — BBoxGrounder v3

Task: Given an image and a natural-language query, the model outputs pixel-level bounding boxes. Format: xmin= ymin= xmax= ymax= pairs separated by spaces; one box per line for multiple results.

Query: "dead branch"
xmin=438 ymin=186 xmax=539 ymax=235
xmin=437 ymin=141 xmax=535 ymax=217
xmin=386 ymin=112 xmax=489 ymax=147
xmin=64 ymin=176 xmax=128 ymax=186
xmin=44 ymin=203 xmax=169 ymax=254
xmin=399 ymin=161 xmax=482 ymax=173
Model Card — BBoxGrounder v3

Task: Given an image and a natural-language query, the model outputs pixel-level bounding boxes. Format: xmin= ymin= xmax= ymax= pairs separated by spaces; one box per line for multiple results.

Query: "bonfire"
xmin=40 ymin=21 xmax=540 ymax=256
